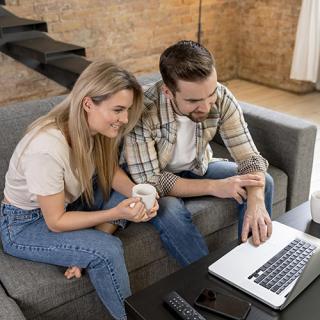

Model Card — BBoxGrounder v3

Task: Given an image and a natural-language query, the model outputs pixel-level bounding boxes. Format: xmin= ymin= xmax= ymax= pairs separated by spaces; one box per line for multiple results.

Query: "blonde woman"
xmin=0 ymin=60 xmax=158 ymax=320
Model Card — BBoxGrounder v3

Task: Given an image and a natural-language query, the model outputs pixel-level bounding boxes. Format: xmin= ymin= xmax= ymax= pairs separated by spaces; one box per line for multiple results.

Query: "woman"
xmin=0 ymin=60 xmax=158 ymax=320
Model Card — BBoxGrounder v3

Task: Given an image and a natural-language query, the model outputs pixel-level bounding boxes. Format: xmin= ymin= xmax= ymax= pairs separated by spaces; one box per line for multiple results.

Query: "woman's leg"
xmin=0 ymin=205 xmax=130 ymax=320
xmin=65 ymin=186 xmax=128 ymax=279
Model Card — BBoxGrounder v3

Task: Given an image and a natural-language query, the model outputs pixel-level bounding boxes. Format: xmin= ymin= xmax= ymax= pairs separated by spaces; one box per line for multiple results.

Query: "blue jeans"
xmin=149 ymin=161 xmax=274 ymax=267
xmin=0 ymin=186 xmax=129 ymax=320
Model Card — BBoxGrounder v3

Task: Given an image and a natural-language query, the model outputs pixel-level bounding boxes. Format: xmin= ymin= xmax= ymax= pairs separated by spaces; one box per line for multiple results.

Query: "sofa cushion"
xmin=0 ymin=242 xmax=95 ymax=319
xmin=0 ymin=282 xmax=26 ymax=320
xmin=0 ymin=96 xmax=65 ymax=200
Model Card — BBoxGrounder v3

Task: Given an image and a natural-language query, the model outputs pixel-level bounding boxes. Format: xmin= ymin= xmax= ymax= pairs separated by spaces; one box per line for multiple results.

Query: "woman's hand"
xmin=146 ymin=199 xmax=159 ymax=220
xmin=116 ymin=197 xmax=150 ymax=222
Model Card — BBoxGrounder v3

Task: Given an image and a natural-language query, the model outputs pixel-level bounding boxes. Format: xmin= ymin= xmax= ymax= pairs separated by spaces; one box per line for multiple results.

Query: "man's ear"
xmin=162 ymin=84 xmax=174 ymax=100
xmin=82 ymin=97 xmax=94 ymax=113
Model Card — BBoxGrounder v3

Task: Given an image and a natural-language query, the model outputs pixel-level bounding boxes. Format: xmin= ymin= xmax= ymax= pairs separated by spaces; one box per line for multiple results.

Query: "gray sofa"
xmin=0 ymin=74 xmax=317 ymax=319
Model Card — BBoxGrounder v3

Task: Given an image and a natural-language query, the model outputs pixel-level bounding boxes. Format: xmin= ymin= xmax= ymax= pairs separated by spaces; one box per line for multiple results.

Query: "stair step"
xmin=0 ymin=16 xmax=47 ymax=37
xmin=44 ymin=55 xmax=91 ymax=88
xmin=7 ymin=36 xmax=85 ymax=63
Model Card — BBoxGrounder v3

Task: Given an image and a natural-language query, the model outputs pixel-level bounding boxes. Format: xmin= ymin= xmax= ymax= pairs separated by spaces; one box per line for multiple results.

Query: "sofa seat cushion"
xmin=0 ymin=244 xmax=96 ymax=319
xmin=0 ymin=283 xmax=26 ymax=320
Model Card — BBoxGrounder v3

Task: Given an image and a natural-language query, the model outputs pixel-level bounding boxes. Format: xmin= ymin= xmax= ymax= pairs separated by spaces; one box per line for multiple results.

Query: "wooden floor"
xmin=224 ymin=79 xmax=320 ymax=196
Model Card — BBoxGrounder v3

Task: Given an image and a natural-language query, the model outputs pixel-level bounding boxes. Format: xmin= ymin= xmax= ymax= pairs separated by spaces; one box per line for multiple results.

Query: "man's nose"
xmin=198 ymin=100 xmax=211 ymax=113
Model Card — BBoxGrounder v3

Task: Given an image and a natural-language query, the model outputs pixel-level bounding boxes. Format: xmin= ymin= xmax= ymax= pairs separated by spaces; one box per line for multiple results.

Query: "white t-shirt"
xmin=4 ymin=127 xmax=83 ymax=210
xmin=166 ymin=114 xmax=197 ymax=173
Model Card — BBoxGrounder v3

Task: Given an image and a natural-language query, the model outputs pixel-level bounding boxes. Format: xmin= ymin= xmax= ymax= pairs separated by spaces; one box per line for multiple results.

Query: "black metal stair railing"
xmin=0 ymin=5 xmax=90 ymax=89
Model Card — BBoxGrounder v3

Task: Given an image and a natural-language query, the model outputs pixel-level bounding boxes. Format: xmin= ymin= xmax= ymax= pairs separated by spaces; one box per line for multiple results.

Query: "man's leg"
xmin=180 ymin=161 xmax=274 ymax=237
xmin=149 ymin=196 xmax=209 ymax=267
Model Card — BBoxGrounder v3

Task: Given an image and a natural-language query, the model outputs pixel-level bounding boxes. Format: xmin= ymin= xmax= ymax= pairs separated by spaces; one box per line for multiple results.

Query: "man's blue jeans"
xmin=0 ymin=185 xmax=129 ymax=320
xmin=149 ymin=161 xmax=274 ymax=267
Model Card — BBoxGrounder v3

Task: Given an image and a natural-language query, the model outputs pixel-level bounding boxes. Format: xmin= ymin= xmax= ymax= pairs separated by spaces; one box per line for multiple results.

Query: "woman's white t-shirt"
xmin=4 ymin=127 xmax=82 ymax=210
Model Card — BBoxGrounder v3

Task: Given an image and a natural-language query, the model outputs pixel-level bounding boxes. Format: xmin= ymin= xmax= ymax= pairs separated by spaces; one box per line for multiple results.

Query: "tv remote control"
xmin=163 ymin=291 xmax=207 ymax=320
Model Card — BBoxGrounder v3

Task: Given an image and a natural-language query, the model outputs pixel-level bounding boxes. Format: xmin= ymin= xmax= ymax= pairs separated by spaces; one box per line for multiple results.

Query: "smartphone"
xmin=194 ymin=288 xmax=251 ymax=320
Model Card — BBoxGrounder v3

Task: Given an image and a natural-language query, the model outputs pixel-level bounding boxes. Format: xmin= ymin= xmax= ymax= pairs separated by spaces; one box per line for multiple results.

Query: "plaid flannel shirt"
xmin=123 ymin=80 xmax=268 ymax=196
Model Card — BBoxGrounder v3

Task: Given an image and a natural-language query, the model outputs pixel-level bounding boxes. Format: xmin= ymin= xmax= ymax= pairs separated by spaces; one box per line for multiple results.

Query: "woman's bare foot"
xmin=64 ymin=266 xmax=82 ymax=279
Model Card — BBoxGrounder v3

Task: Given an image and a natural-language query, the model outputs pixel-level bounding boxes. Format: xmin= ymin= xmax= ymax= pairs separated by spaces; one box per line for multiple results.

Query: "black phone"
xmin=194 ymin=288 xmax=251 ymax=320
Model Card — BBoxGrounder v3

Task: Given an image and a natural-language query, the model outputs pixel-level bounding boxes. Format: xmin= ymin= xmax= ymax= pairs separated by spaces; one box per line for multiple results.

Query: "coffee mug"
xmin=132 ymin=184 xmax=157 ymax=210
xmin=310 ymin=191 xmax=320 ymax=223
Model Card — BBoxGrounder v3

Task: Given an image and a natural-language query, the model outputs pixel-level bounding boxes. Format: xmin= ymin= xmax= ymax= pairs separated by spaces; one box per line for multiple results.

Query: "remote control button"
xmin=163 ymin=291 xmax=206 ymax=320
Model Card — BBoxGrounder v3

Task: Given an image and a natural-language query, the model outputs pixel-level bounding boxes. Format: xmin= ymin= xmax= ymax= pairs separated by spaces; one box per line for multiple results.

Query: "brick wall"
xmin=238 ymin=0 xmax=314 ymax=93
xmin=0 ymin=0 xmax=312 ymax=106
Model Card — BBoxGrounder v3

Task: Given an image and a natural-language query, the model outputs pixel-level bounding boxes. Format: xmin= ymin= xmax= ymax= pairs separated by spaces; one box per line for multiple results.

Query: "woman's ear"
xmin=82 ymin=97 xmax=94 ymax=113
xmin=162 ymin=84 xmax=174 ymax=100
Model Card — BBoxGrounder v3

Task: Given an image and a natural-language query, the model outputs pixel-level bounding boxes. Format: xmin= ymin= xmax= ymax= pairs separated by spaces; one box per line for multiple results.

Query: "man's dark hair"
xmin=159 ymin=40 xmax=215 ymax=94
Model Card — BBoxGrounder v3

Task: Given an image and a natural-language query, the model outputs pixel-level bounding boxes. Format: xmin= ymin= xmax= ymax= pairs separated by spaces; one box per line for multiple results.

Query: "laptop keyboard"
xmin=248 ymin=238 xmax=316 ymax=295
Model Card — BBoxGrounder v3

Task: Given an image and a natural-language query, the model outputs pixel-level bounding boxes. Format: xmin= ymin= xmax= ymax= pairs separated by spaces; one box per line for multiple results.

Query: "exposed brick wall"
xmin=0 ymin=0 xmax=313 ymax=107
xmin=201 ymin=0 xmax=238 ymax=81
xmin=238 ymin=0 xmax=314 ymax=93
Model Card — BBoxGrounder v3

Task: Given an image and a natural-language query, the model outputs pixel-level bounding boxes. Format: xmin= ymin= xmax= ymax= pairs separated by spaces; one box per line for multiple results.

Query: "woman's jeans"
xmin=149 ymin=161 xmax=274 ymax=267
xmin=0 ymin=185 xmax=129 ymax=320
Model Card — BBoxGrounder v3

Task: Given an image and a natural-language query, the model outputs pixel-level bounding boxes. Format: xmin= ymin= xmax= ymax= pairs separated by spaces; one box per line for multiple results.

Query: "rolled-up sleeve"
xmin=217 ymin=85 xmax=269 ymax=175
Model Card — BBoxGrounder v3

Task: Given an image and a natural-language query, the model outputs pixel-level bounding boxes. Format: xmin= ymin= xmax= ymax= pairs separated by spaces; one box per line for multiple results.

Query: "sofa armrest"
xmin=238 ymin=102 xmax=316 ymax=210
xmin=0 ymin=284 xmax=26 ymax=320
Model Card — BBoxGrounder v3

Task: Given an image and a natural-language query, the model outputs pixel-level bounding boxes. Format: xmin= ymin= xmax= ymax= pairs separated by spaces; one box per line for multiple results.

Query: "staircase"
xmin=0 ymin=4 xmax=91 ymax=89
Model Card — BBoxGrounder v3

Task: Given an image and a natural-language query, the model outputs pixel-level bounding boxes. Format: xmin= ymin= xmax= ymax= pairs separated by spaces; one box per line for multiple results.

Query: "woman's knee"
xmin=87 ymin=232 xmax=124 ymax=263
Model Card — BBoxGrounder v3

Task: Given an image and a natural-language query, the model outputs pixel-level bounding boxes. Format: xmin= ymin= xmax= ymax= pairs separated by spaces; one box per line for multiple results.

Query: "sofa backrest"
xmin=0 ymin=96 xmax=65 ymax=199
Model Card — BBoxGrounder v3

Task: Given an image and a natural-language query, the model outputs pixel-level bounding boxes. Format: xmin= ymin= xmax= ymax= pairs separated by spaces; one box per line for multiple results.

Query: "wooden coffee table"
xmin=125 ymin=202 xmax=320 ymax=320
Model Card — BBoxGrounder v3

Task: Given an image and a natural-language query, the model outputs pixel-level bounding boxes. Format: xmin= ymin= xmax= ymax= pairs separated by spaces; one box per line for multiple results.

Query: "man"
xmin=123 ymin=40 xmax=273 ymax=267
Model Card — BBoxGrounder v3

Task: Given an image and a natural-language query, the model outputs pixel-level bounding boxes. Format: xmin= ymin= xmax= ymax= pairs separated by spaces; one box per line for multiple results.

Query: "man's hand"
xmin=241 ymin=202 xmax=272 ymax=246
xmin=209 ymin=174 xmax=264 ymax=204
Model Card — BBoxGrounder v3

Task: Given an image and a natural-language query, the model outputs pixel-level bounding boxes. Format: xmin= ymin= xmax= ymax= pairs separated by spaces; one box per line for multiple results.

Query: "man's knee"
xmin=158 ymin=196 xmax=184 ymax=210
xmin=154 ymin=196 xmax=191 ymax=225
xmin=205 ymin=161 xmax=238 ymax=180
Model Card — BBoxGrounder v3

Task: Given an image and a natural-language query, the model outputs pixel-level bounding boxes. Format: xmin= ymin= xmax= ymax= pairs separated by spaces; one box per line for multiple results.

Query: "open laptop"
xmin=208 ymin=221 xmax=320 ymax=310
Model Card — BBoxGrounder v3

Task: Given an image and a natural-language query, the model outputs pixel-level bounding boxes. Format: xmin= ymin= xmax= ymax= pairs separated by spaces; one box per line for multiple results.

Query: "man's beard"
xmin=171 ymin=98 xmax=209 ymax=123
xmin=187 ymin=111 xmax=209 ymax=122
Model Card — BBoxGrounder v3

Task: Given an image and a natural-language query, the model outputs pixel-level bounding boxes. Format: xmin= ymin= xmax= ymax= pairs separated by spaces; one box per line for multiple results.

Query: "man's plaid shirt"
xmin=123 ymin=80 xmax=268 ymax=196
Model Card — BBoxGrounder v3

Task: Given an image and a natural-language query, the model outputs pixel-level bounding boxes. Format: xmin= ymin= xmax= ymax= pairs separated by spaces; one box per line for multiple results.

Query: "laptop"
xmin=208 ymin=221 xmax=320 ymax=310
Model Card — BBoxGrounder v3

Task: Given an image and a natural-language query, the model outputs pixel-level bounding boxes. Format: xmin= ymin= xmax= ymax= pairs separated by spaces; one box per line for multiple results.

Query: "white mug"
xmin=310 ymin=191 xmax=320 ymax=223
xmin=132 ymin=184 xmax=157 ymax=210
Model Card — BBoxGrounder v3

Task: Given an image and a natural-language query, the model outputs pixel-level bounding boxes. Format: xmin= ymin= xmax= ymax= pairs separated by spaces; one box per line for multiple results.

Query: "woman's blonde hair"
xmin=26 ymin=60 xmax=143 ymax=205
